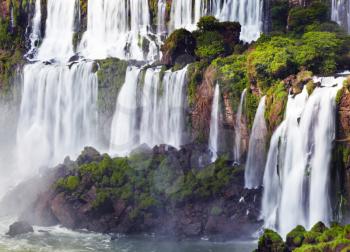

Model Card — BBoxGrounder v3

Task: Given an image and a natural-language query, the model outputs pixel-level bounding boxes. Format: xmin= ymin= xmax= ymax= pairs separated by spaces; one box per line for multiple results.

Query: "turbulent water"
xmin=261 ymin=76 xmax=345 ymax=237
xmin=209 ymin=84 xmax=220 ymax=162
xmin=110 ymin=66 xmax=188 ymax=156
xmin=0 ymin=216 xmax=256 ymax=252
xmin=244 ymin=96 xmax=267 ymax=189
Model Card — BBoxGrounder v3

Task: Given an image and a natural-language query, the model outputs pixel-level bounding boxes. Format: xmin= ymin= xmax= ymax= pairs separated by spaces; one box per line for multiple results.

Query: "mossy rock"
xmin=257 ymin=229 xmax=286 ymax=252
xmin=286 ymin=225 xmax=306 ymax=248
xmin=161 ymin=28 xmax=196 ymax=66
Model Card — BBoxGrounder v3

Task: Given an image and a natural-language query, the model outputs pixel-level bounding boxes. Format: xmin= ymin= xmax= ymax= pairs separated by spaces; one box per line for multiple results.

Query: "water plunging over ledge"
xmin=261 ymin=76 xmax=346 ymax=237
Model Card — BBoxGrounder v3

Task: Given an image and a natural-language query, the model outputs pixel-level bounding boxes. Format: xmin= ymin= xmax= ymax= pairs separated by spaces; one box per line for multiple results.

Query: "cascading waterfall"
xmin=26 ymin=0 xmax=42 ymax=58
xmin=261 ymin=76 xmax=345 ymax=237
xmin=169 ymin=0 xmax=197 ymax=31
xmin=110 ymin=66 xmax=188 ymax=156
xmin=17 ymin=62 xmax=98 ymax=173
xmin=109 ymin=67 xmax=141 ymax=156
xmin=169 ymin=0 xmax=263 ymax=42
xmin=213 ymin=0 xmax=264 ymax=42
xmin=208 ymin=84 xmax=220 ymax=162
xmin=36 ymin=0 xmax=77 ymax=61
xmin=80 ymin=0 xmax=158 ymax=60
xmin=16 ymin=0 xmax=98 ymax=176
xmin=332 ymin=0 xmax=350 ymax=33
xmin=157 ymin=0 xmax=167 ymax=35
xmin=234 ymin=88 xmax=246 ymax=163
xmin=244 ymin=96 xmax=267 ymax=189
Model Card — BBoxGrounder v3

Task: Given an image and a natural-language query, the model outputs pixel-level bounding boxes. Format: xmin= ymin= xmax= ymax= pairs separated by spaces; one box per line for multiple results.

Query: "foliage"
xmin=195 ymin=31 xmax=225 ymax=60
xmin=288 ymin=2 xmax=329 ymax=34
xmin=265 ymin=81 xmax=288 ymax=132
xmin=270 ymin=0 xmax=289 ymax=33
xmin=258 ymin=223 xmax=350 ymax=252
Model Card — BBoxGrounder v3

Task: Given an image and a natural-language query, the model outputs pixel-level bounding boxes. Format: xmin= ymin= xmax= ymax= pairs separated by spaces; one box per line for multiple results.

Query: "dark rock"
xmin=51 ymin=193 xmax=77 ymax=229
xmin=182 ymin=222 xmax=202 ymax=237
xmin=161 ymin=29 xmax=196 ymax=66
xmin=7 ymin=221 xmax=34 ymax=237
xmin=76 ymin=147 xmax=102 ymax=165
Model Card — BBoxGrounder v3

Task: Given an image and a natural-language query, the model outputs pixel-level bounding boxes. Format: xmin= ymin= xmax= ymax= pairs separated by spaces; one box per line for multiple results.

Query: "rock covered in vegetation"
xmin=7 ymin=221 xmax=33 ymax=237
xmin=256 ymin=222 xmax=350 ymax=252
xmin=22 ymin=145 xmax=262 ymax=239
xmin=161 ymin=28 xmax=196 ymax=67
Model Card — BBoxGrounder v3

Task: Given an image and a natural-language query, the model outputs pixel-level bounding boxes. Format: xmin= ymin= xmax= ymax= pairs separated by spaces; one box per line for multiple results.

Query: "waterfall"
xmin=169 ymin=0 xmax=195 ymax=31
xmin=209 ymin=84 xmax=220 ymax=162
xmin=109 ymin=67 xmax=141 ymax=156
xmin=26 ymin=0 xmax=42 ymax=58
xmin=168 ymin=0 xmax=263 ymax=42
xmin=331 ymin=0 xmax=350 ymax=33
xmin=16 ymin=0 xmax=98 ymax=177
xmin=80 ymin=0 xmax=158 ymax=61
xmin=110 ymin=66 xmax=188 ymax=156
xmin=36 ymin=0 xmax=77 ymax=61
xmin=157 ymin=0 xmax=167 ymax=35
xmin=234 ymin=88 xmax=247 ymax=163
xmin=244 ymin=96 xmax=267 ymax=189
xmin=17 ymin=62 xmax=98 ymax=174
xmin=213 ymin=0 xmax=264 ymax=42
xmin=261 ymin=76 xmax=345 ymax=237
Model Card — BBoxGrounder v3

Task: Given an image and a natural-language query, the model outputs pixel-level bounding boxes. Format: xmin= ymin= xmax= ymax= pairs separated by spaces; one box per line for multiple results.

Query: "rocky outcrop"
xmin=95 ymin=58 xmax=128 ymax=147
xmin=7 ymin=221 xmax=33 ymax=237
xmin=257 ymin=222 xmax=350 ymax=252
xmin=161 ymin=29 xmax=196 ymax=67
xmin=21 ymin=146 xmax=262 ymax=240
xmin=191 ymin=65 xmax=217 ymax=142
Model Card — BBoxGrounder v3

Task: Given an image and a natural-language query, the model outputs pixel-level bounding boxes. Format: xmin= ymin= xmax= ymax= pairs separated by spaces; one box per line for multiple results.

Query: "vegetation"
xmin=257 ymin=222 xmax=350 ymax=252
xmin=54 ymin=150 xmax=241 ymax=221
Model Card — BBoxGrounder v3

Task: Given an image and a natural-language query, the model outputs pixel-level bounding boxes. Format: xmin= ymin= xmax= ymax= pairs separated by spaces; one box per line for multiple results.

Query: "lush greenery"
xmin=256 ymin=222 xmax=350 ymax=252
xmin=55 ymin=150 xmax=242 ymax=221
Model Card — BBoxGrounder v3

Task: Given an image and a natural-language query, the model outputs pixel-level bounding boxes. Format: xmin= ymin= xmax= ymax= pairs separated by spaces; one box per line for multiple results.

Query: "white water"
xmin=157 ymin=0 xmax=167 ymax=35
xmin=80 ymin=0 xmax=158 ymax=61
xmin=169 ymin=0 xmax=196 ymax=31
xmin=209 ymin=84 xmax=220 ymax=162
xmin=244 ymin=96 xmax=267 ymax=189
xmin=109 ymin=67 xmax=141 ymax=156
xmin=15 ymin=0 xmax=98 ymax=179
xmin=169 ymin=0 xmax=263 ymax=42
xmin=261 ymin=77 xmax=345 ymax=237
xmin=36 ymin=0 xmax=77 ymax=61
xmin=17 ymin=62 xmax=98 ymax=175
xmin=110 ymin=66 xmax=188 ymax=156
xmin=213 ymin=0 xmax=263 ymax=42
xmin=26 ymin=0 xmax=42 ymax=58
xmin=234 ymin=88 xmax=247 ymax=163
xmin=332 ymin=0 xmax=350 ymax=33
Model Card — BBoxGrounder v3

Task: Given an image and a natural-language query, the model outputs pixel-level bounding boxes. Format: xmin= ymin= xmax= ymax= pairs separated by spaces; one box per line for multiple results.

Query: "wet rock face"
xmin=7 ymin=221 xmax=34 ymax=237
xmin=338 ymin=91 xmax=350 ymax=140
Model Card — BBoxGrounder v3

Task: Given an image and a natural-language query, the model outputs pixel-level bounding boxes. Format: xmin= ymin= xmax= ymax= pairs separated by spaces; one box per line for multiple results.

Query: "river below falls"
xmin=0 ymin=217 xmax=257 ymax=252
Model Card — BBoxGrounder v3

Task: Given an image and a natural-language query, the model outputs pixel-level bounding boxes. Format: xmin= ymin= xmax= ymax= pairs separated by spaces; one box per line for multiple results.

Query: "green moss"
xmin=96 ymin=58 xmax=128 ymax=116
xmin=287 ymin=225 xmax=306 ymax=248
xmin=187 ymin=61 xmax=208 ymax=107
xmin=56 ymin=176 xmax=80 ymax=191
xmin=265 ymin=81 xmax=288 ymax=132
xmin=258 ymin=229 xmax=286 ymax=251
